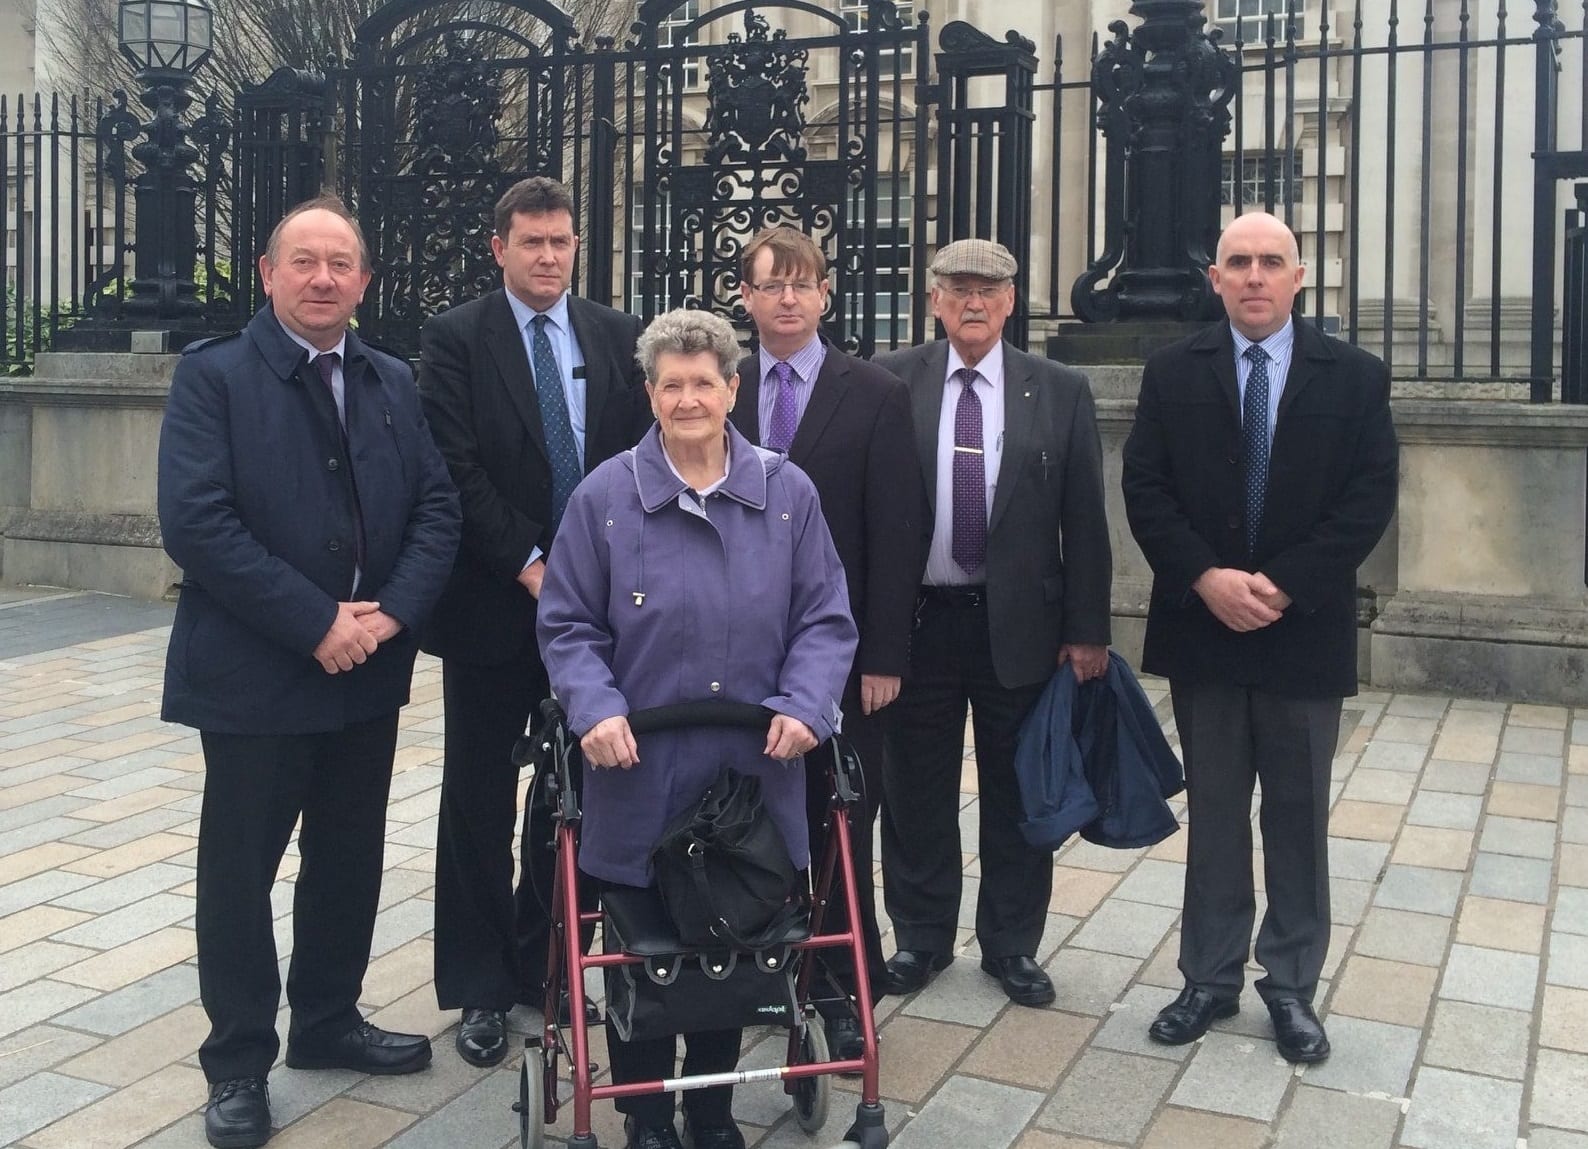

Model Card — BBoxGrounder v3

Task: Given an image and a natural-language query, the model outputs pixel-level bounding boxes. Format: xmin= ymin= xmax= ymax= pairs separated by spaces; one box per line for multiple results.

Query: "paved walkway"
xmin=0 ymin=588 xmax=1585 ymax=1149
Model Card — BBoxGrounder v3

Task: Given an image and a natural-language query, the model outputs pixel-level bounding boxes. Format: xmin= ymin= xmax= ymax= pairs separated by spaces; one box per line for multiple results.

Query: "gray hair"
xmin=635 ymin=308 xmax=743 ymax=383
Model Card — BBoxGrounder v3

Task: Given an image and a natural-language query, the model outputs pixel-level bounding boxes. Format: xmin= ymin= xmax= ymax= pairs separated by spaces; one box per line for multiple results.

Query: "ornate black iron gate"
xmin=222 ymin=0 xmax=1040 ymax=359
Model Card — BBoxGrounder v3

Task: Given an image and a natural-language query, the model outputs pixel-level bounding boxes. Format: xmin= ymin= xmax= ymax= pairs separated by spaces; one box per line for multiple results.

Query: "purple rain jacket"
xmin=536 ymin=421 xmax=858 ymax=887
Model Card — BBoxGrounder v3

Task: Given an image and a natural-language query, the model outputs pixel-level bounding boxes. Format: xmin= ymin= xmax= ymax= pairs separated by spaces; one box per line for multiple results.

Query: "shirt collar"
xmin=1230 ymin=316 xmax=1294 ymax=362
xmin=758 ymin=333 xmax=824 ymax=384
xmin=505 ymin=288 xmax=572 ymax=335
xmin=633 ymin=422 xmax=769 ymax=513
xmin=946 ymin=341 xmax=1005 ymax=389
xmin=277 ymin=317 xmax=347 ymax=365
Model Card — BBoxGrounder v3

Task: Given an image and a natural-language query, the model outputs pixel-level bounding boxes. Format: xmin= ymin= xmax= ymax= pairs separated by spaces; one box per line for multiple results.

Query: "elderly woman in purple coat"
xmin=536 ymin=307 xmax=857 ymax=1149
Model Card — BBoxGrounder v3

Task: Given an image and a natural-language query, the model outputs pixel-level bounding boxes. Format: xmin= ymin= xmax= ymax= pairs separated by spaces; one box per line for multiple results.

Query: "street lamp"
xmin=117 ymin=0 xmax=215 ymax=325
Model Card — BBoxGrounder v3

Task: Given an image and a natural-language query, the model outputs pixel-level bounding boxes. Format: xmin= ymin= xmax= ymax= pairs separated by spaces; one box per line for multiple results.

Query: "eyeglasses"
xmin=939 ymin=282 xmax=1011 ymax=302
xmin=748 ymin=280 xmax=823 ymax=298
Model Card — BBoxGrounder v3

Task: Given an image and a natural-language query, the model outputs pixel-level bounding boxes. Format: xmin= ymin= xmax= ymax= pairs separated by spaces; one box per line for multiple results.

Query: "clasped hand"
xmin=1192 ymin=568 xmax=1292 ymax=632
xmin=580 ymin=712 xmax=818 ymax=770
xmin=312 ymin=600 xmax=406 ymax=674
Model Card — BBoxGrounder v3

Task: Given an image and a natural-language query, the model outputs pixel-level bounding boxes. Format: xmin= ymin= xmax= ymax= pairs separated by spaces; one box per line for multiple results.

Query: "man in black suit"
xmin=1122 ymin=211 xmax=1397 ymax=1063
xmin=874 ymin=239 xmax=1113 ymax=1007
xmin=729 ymin=225 xmax=924 ymax=1058
xmin=159 ymin=197 xmax=460 ymax=1148
xmin=419 ymin=177 xmax=648 ymax=1067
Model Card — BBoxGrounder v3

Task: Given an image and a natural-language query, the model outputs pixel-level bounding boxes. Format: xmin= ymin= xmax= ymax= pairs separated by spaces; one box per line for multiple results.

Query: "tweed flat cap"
xmin=930 ymin=238 xmax=1017 ymax=280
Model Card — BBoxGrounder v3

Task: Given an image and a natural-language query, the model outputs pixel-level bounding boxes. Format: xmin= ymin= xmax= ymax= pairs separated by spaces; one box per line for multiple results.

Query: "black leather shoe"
xmin=204 ymin=1076 xmax=271 ymax=1149
xmin=285 ymin=1021 xmax=432 ymax=1075
xmin=455 ymin=1007 xmax=507 ymax=1067
xmin=979 ymin=955 xmax=1056 ymax=1006
xmin=681 ymin=1115 xmax=747 ymax=1149
xmin=1148 ymin=986 xmax=1239 ymax=1045
xmin=824 ymin=1013 xmax=865 ymax=1061
xmin=624 ymin=1115 xmax=684 ymax=1149
xmin=882 ymin=949 xmax=953 ymax=995
xmin=1268 ymin=997 xmax=1331 ymax=1063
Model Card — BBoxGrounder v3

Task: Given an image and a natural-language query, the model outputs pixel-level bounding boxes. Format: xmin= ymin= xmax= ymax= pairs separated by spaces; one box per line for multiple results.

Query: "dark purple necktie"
xmin=315 ymin=351 xmax=365 ymax=572
xmin=766 ymin=360 xmax=799 ymax=452
xmin=951 ymin=367 xmax=986 ymax=575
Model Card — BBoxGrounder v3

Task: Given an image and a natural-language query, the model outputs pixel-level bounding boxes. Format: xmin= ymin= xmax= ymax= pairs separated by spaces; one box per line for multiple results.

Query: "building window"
xmin=849 ymin=174 xmax=912 ymax=347
xmin=657 ymin=0 xmax=701 ymax=91
xmin=1215 ymin=0 xmax=1305 ymax=40
xmin=628 ymin=187 xmax=677 ymax=313
xmin=1221 ymin=153 xmax=1302 ymax=207
xmin=838 ymin=0 xmax=913 ymax=71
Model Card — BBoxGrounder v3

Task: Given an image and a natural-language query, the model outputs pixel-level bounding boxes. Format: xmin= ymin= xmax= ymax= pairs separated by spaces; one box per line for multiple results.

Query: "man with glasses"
xmin=418 ymin=177 xmax=649 ymax=1068
xmin=873 ymin=239 xmax=1112 ymax=1006
xmin=730 ymin=225 xmax=925 ymax=1059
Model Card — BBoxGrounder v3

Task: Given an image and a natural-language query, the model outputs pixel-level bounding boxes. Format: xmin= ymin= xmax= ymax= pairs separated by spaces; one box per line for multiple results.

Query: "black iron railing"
xmin=2 ymin=0 xmax=1586 ymax=399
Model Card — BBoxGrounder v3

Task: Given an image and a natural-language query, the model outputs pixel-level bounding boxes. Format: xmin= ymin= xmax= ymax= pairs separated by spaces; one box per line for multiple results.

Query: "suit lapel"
xmin=911 ymin=343 xmax=949 ymax=515
xmin=788 ymin=347 xmax=848 ymax=461
xmin=1206 ymin=323 xmax=1241 ymax=423
xmin=483 ymin=290 xmax=548 ymax=458
xmin=988 ymin=343 xmax=1034 ymax=533
xmin=1275 ymin=317 xmax=1328 ymax=423
xmin=566 ymin=297 xmax=611 ymax=469
xmin=731 ymin=353 xmax=761 ymax=445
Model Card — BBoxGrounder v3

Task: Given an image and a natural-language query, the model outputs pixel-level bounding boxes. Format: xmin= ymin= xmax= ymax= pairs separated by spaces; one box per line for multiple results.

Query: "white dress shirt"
xmin=924 ymin=342 xmax=1006 ymax=586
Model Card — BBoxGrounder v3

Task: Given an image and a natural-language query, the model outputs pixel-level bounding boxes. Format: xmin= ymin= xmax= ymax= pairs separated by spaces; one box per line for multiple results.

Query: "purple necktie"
xmin=315 ymin=351 xmax=365 ymax=571
xmin=951 ymin=368 xmax=986 ymax=575
xmin=766 ymin=360 xmax=799 ymax=452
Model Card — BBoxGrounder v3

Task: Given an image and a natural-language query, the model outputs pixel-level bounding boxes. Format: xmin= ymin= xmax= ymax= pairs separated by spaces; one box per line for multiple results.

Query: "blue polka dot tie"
xmin=1241 ymin=343 xmax=1271 ymax=555
xmin=531 ymin=314 xmax=581 ymax=532
xmin=951 ymin=368 xmax=987 ymax=575
xmin=766 ymin=360 xmax=799 ymax=452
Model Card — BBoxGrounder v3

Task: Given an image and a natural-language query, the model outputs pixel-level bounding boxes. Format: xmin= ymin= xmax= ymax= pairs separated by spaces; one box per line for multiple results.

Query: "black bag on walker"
xmin=649 ymin=766 xmax=802 ymax=949
xmin=601 ymin=887 xmax=804 ymax=1042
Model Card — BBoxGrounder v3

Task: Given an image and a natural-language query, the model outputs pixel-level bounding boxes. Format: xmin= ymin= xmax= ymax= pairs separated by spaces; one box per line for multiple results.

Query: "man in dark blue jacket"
xmin=158 ymin=196 xmax=460 ymax=1149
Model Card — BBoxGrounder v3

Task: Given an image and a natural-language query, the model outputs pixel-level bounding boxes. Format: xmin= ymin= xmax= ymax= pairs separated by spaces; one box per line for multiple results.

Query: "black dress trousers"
xmin=433 ymin=650 xmax=555 ymax=1010
xmin=195 ymin=713 xmax=399 ymax=1082
xmin=880 ymin=592 xmax=1049 ymax=960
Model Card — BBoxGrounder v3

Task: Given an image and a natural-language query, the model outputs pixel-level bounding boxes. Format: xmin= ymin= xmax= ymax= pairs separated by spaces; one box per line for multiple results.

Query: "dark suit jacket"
xmin=1121 ymin=317 xmax=1399 ymax=699
xmin=158 ymin=306 xmax=461 ymax=734
xmin=418 ymin=288 xmax=648 ymax=665
xmin=730 ymin=343 xmax=925 ymax=679
xmin=874 ymin=340 xmax=1113 ymax=690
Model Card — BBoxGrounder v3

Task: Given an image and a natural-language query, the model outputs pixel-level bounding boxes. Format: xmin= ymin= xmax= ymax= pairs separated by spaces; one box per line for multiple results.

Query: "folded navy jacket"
xmin=1013 ymin=651 xmax=1186 ymax=851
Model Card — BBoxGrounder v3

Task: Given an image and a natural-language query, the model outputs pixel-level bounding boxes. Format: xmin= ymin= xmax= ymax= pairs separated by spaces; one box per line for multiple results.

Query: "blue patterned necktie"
xmin=951 ymin=368 xmax=987 ymax=575
xmin=766 ymin=360 xmax=799 ymax=452
xmin=1241 ymin=343 xmax=1271 ymax=554
xmin=531 ymin=314 xmax=581 ymax=531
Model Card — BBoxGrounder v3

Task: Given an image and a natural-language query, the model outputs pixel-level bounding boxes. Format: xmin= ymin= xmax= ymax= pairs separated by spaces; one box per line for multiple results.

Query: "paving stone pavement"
xmin=1 ymin=588 xmax=1586 ymax=1148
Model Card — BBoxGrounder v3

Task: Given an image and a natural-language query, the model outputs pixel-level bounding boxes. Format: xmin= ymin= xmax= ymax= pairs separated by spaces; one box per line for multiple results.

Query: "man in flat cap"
xmin=873 ymin=239 xmax=1112 ymax=1006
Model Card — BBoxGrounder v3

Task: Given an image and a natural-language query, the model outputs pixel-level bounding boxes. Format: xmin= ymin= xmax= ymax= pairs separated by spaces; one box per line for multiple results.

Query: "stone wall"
xmin=3 ymin=350 xmax=1586 ymax=703
xmin=0 ymin=352 xmax=181 ymax=601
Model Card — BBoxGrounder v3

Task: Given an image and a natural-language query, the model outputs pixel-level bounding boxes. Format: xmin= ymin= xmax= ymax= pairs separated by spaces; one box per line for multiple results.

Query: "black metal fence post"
xmin=1531 ymin=0 xmax=1564 ymax=401
xmin=934 ymin=21 xmax=1038 ymax=349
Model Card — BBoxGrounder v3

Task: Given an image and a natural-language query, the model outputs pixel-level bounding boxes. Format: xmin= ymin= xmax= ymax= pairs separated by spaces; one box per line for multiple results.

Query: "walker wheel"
xmin=793 ymin=1021 xmax=832 ymax=1133
xmin=516 ymin=1045 xmax=547 ymax=1149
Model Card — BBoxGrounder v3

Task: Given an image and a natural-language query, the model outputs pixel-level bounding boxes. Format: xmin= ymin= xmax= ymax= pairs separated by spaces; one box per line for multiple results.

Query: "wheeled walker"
xmin=511 ymin=698 xmax=889 ymax=1149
